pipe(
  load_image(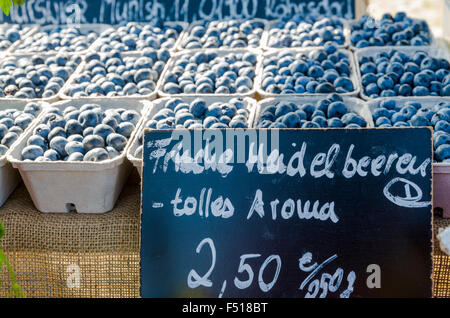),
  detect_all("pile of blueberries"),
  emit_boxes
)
[261,45,355,94]
[372,99,450,162]
[0,102,42,156]
[162,51,257,94]
[359,49,450,98]
[93,22,184,52]
[351,13,431,48]
[13,27,99,53]
[133,97,249,158]
[0,53,81,99]
[256,94,367,128]
[267,17,345,48]
[21,103,141,162]
[0,25,27,51]
[181,19,264,49]
[65,49,170,97]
